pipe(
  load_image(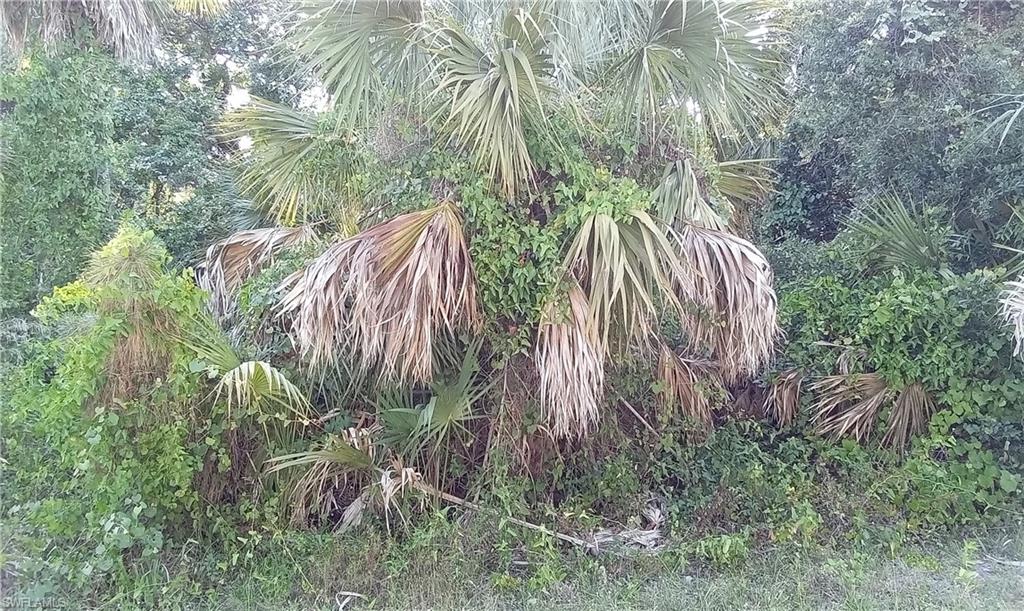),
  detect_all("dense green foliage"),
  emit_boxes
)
[0,47,116,313]
[771,0,1024,264]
